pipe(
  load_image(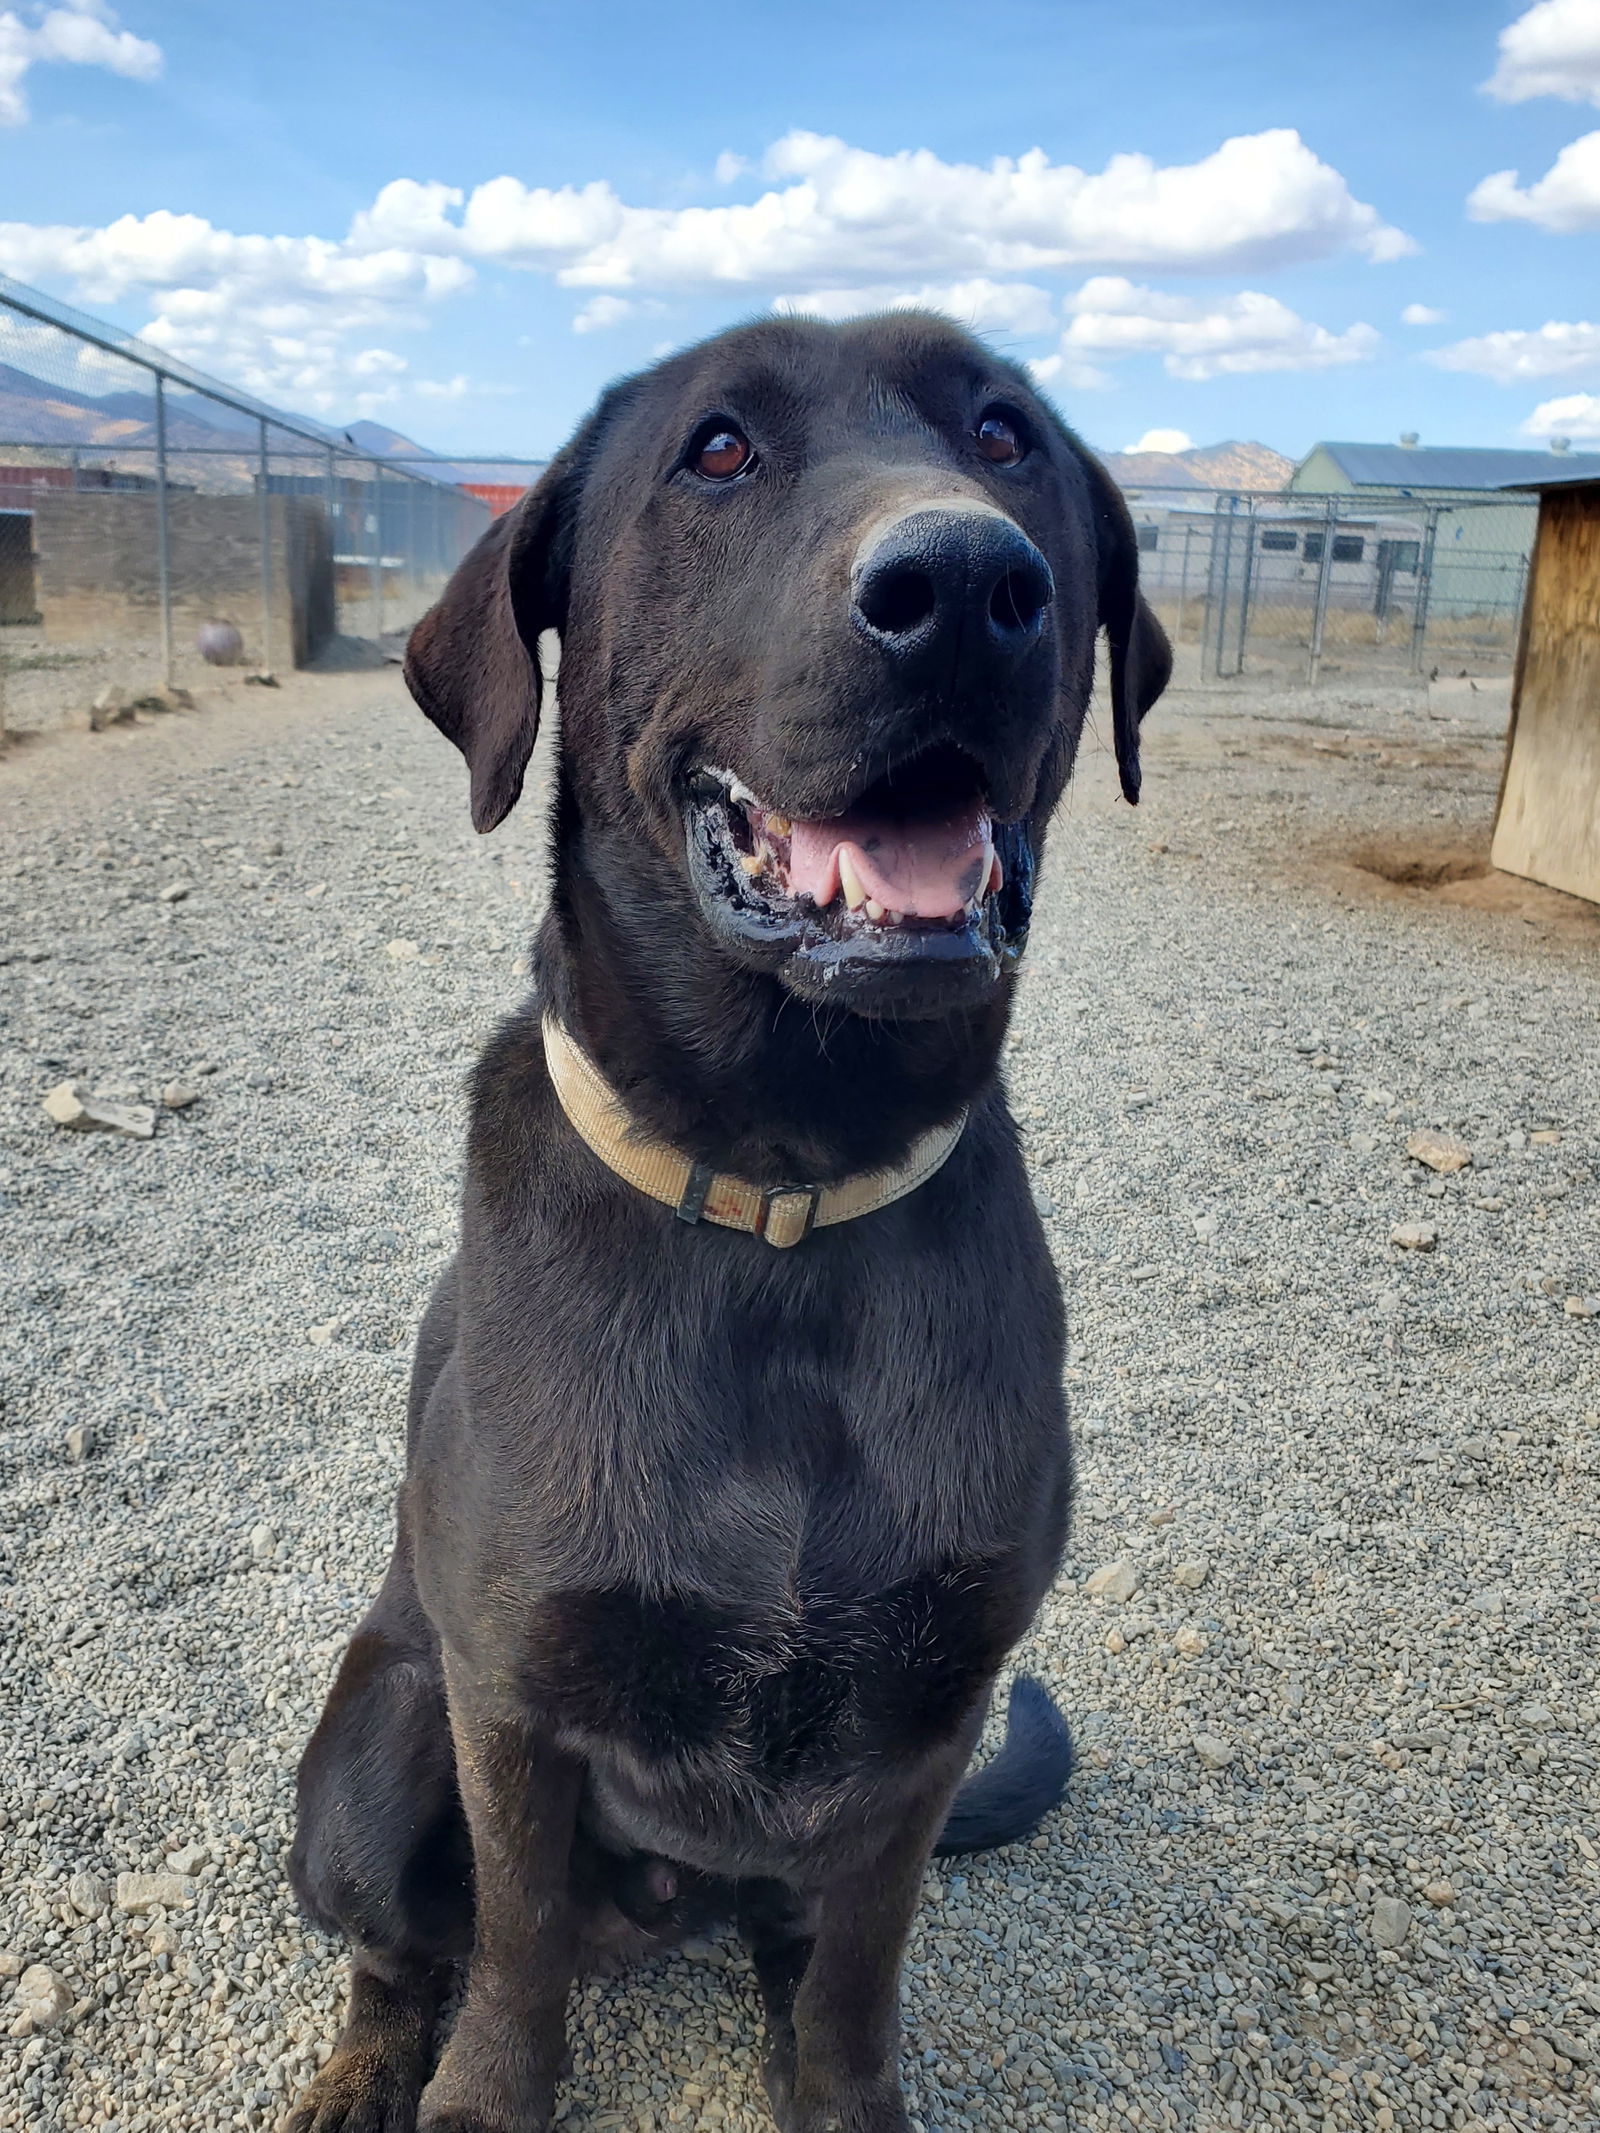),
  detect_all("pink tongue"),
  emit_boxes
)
[786,800,992,919]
